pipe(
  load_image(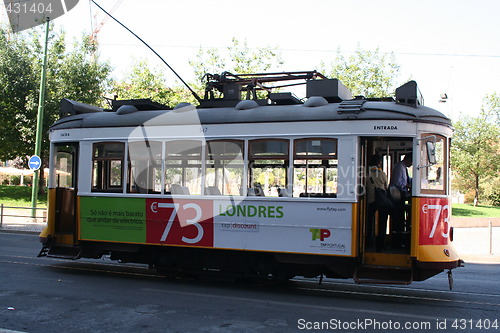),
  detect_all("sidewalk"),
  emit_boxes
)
[0,217,45,233]
[0,206,46,233]
[1,214,499,264]
[453,227,500,264]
